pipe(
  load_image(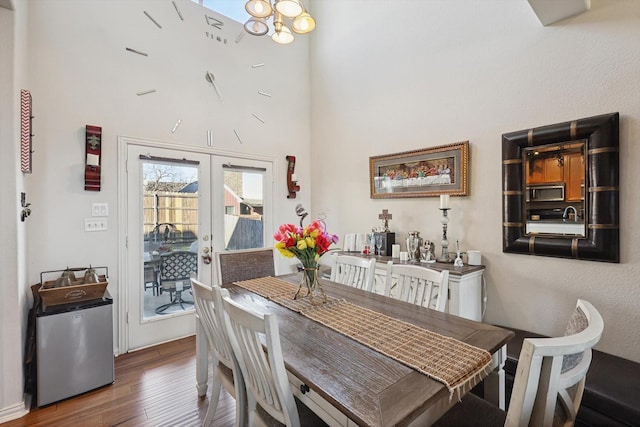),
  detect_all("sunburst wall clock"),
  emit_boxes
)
[125,1,271,145]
